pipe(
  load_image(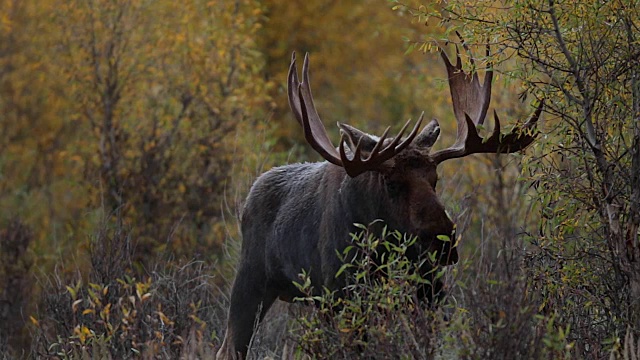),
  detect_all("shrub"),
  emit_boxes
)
[289,224,577,359]
[31,262,224,359]
[29,215,227,359]
[290,223,449,359]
